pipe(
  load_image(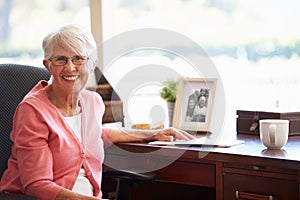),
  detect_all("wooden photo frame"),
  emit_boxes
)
[172,78,217,132]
